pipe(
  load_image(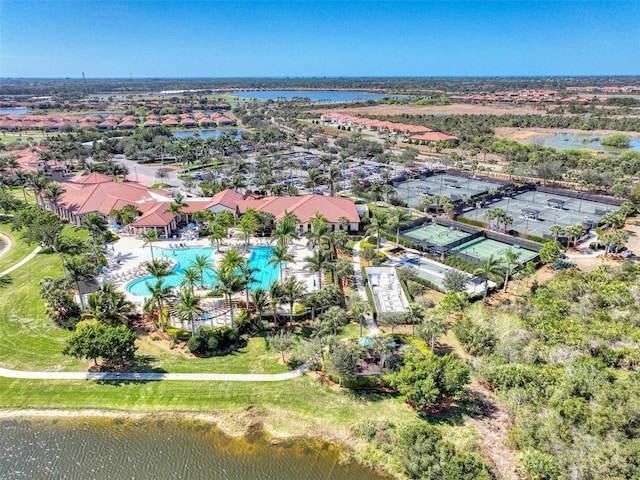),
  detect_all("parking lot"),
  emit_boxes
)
[393,174,506,209]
